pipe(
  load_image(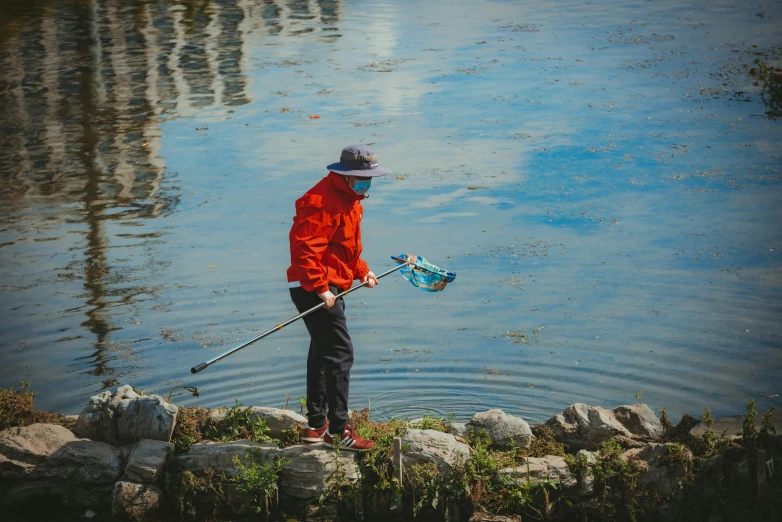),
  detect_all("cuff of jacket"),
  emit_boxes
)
[313,282,330,295]
[355,267,370,281]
